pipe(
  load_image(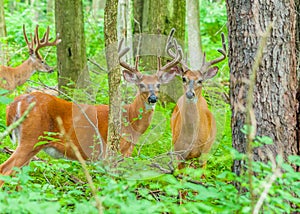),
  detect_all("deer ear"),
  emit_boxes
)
[170,65,184,76]
[203,66,219,80]
[158,71,176,84]
[122,70,140,83]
